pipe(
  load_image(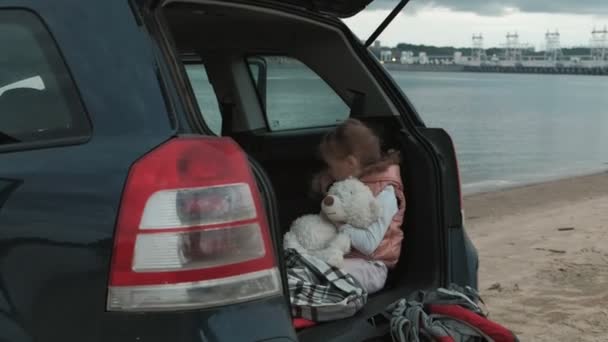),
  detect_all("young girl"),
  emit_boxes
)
[312,119,405,294]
